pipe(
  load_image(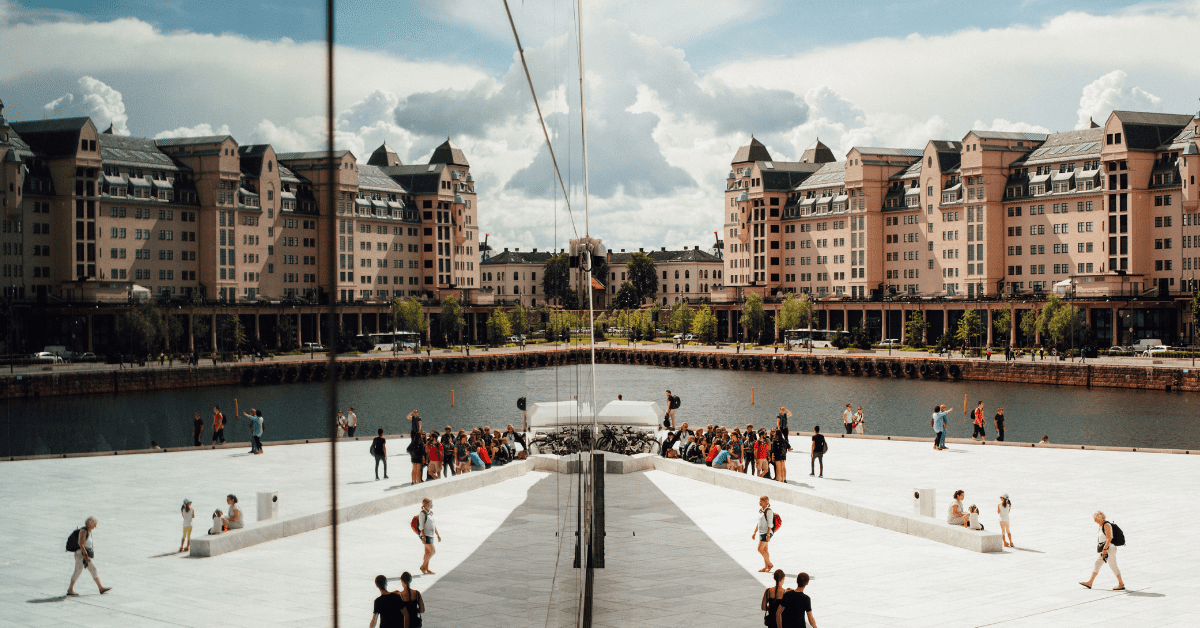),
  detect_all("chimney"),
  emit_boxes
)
[621,249,625,252]
[532,248,537,252]
[504,247,509,252]
[514,247,519,251]
[639,248,644,253]
[694,245,699,250]
[661,247,666,251]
